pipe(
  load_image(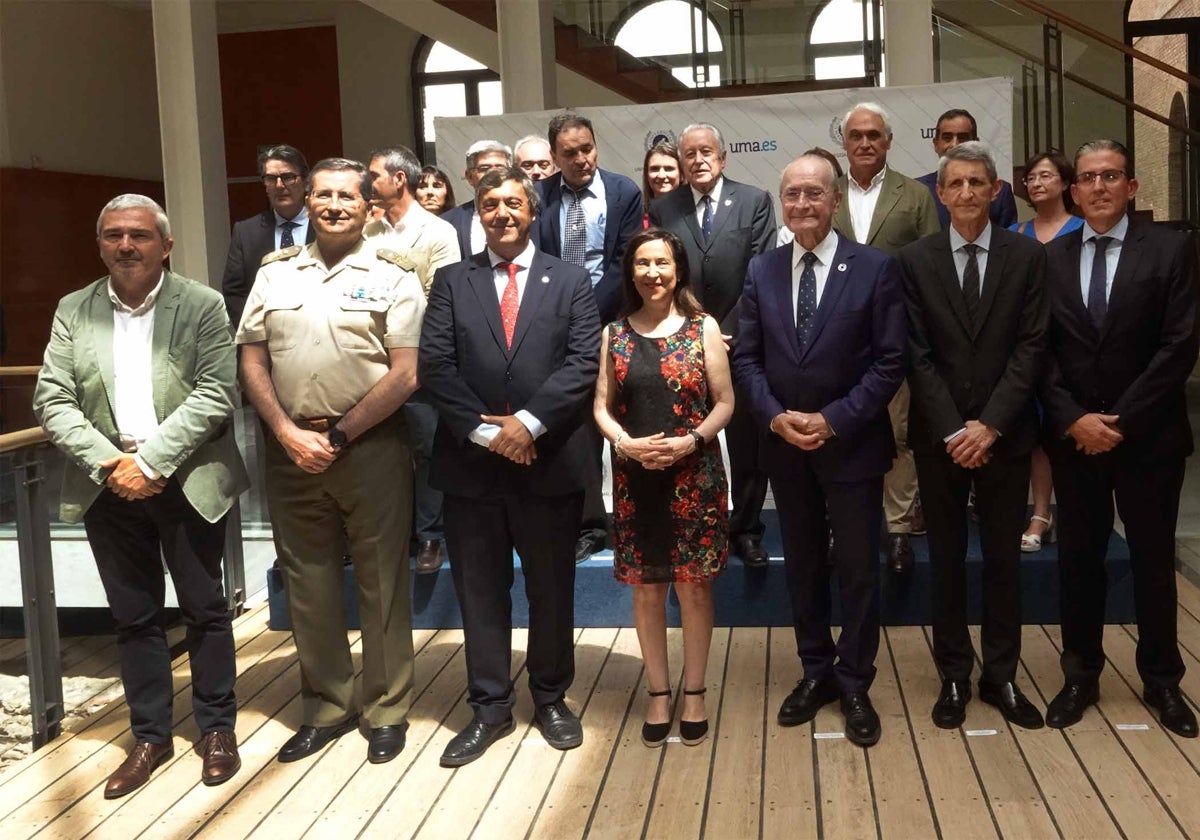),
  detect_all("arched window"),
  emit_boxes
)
[412,38,503,165]
[809,0,884,83]
[612,0,724,88]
